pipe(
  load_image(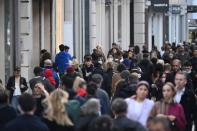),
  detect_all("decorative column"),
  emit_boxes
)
[89,0,97,50]
[19,0,33,80]
[134,0,145,49]
[0,0,5,84]
[56,0,63,53]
